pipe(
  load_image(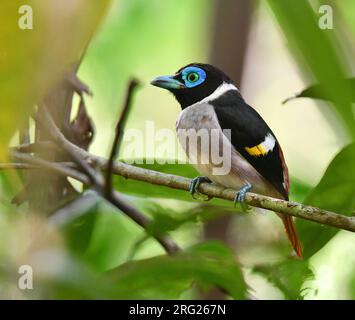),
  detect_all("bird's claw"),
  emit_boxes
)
[234,182,252,211]
[189,176,212,200]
